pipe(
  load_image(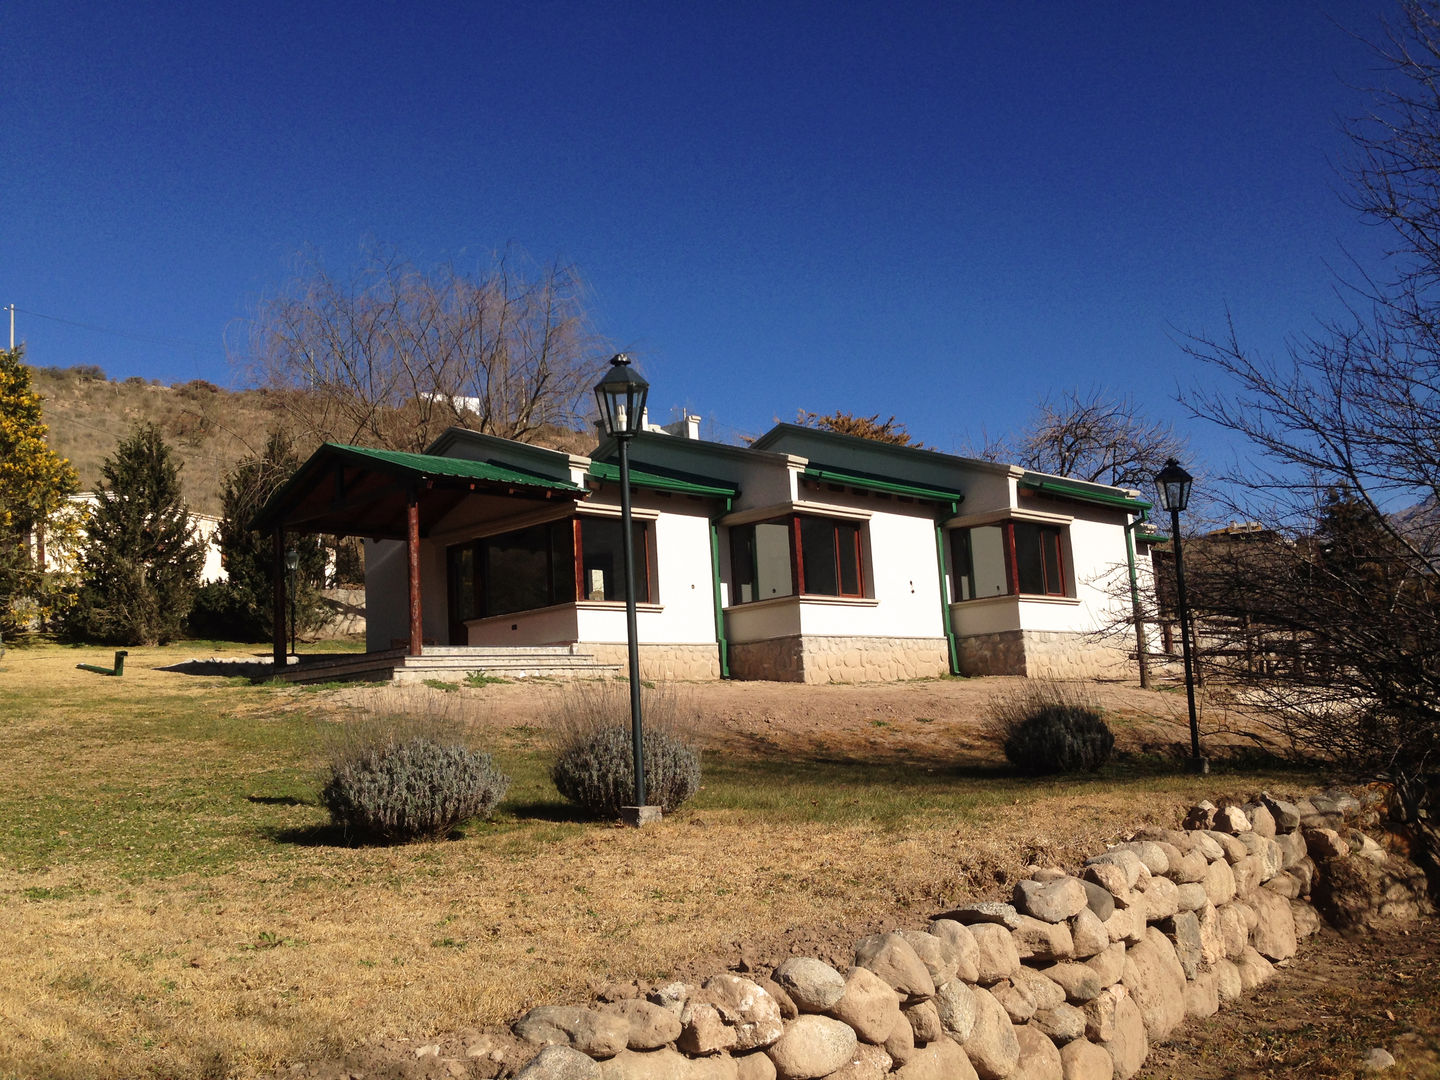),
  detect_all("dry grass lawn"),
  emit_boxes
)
[0,643,1330,1080]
